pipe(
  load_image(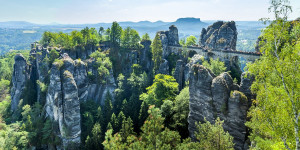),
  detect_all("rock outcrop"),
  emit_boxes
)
[140,40,153,74]
[45,55,81,149]
[61,70,81,148]
[200,21,237,50]
[188,62,252,150]
[239,72,255,107]
[158,59,169,75]
[157,25,180,58]
[11,54,28,111]
[174,59,185,90]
